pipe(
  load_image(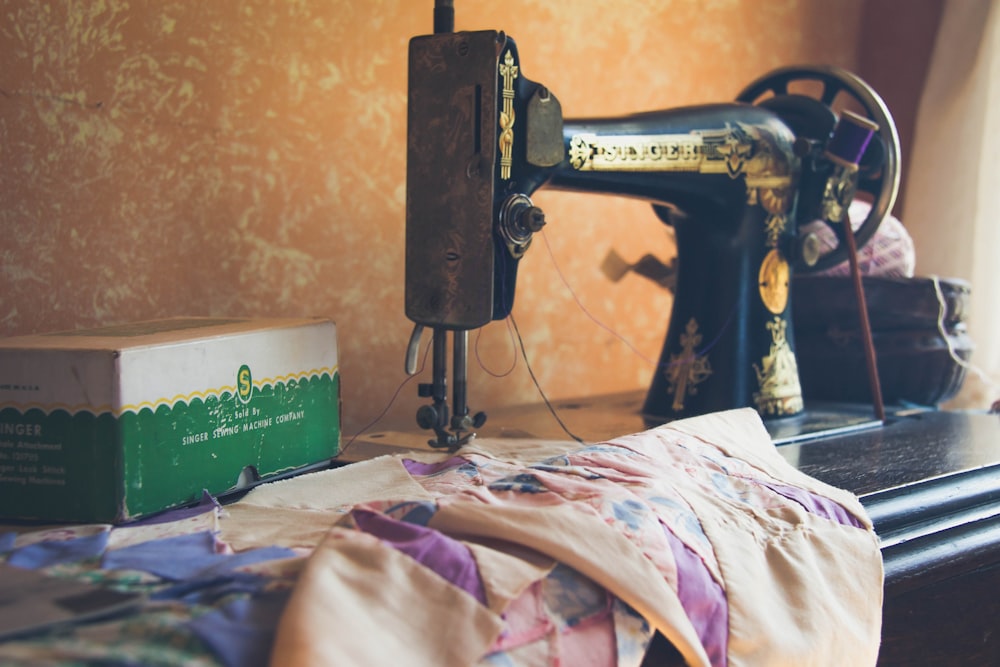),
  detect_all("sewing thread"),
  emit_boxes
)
[475,318,518,378]
[345,337,432,448]
[538,229,738,375]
